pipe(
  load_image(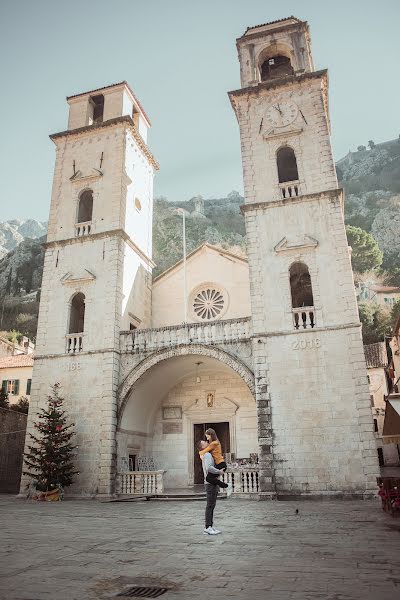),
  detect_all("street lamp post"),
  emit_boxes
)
[176,208,188,323]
